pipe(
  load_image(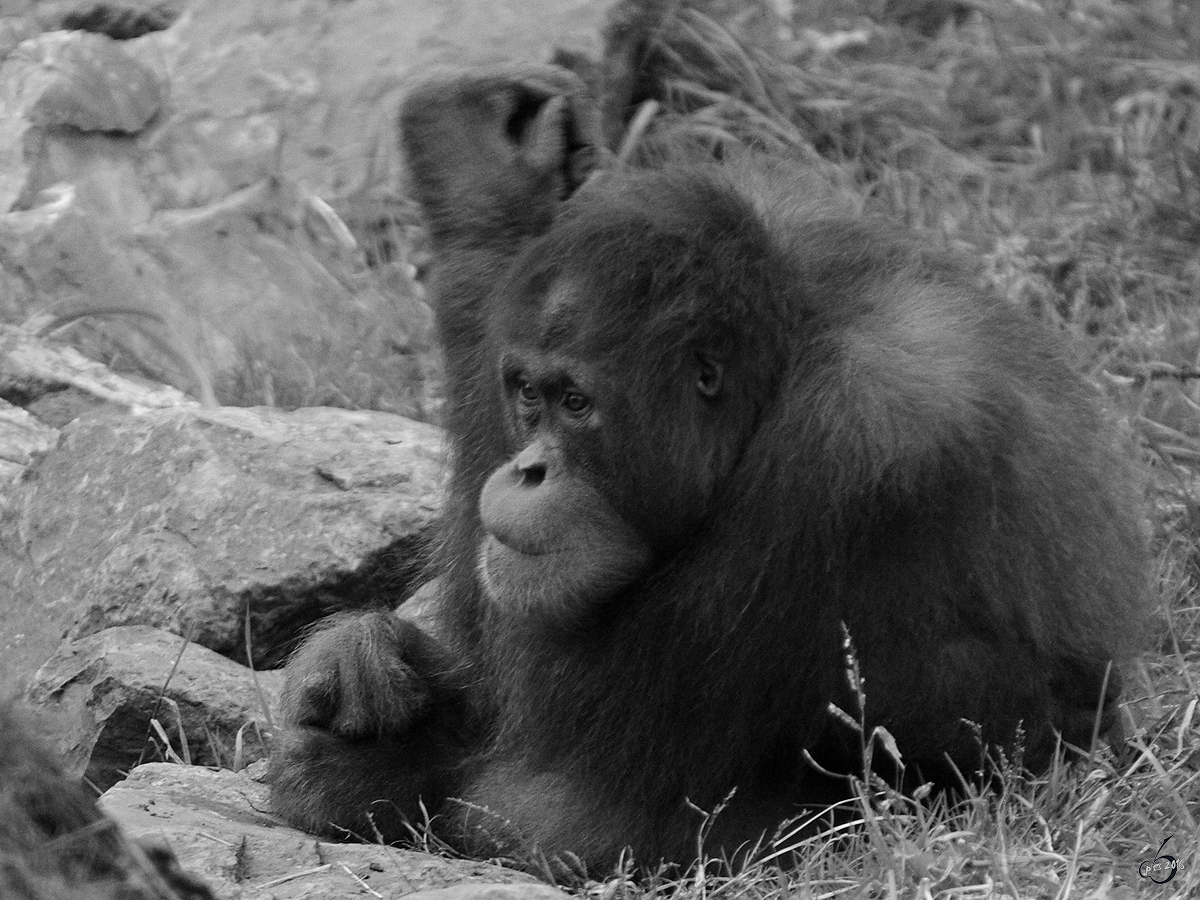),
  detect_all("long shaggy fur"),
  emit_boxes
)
[269,67,1148,870]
